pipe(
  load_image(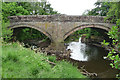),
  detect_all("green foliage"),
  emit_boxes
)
[14,28,49,42]
[2,42,86,78]
[65,28,102,42]
[116,19,120,26]
[1,19,13,42]
[104,2,120,23]
[102,40,109,46]
[102,20,120,78]
[87,2,111,16]
[0,11,2,42]
[108,26,119,40]
[1,2,29,42]
[86,2,120,23]
[30,1,58,15]
[16,1,58,15]
[48,55,56,63]
[2,2,29,22]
